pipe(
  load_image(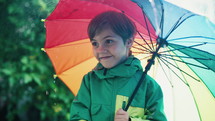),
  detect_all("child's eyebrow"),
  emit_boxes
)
[103,35,113,39]
[91,35,114,42]
[91,39,96,41]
